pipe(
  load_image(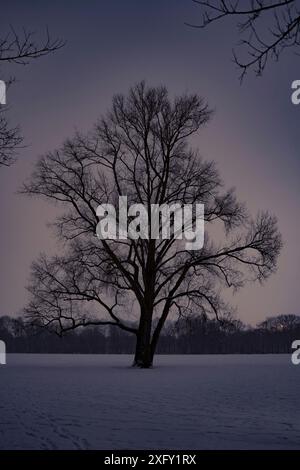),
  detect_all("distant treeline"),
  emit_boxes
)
[0,314,299,354]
